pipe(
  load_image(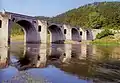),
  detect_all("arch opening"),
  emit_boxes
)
[12,18,15,22]
[38,25,41,32]
[86,30,93,40]
[16,20,33,32]
[10,20,39,45]
[80,31,82,35]
[71,28,81,42]
[48,25,64,44]
[64,29,67,34]
[10,22,24,43]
